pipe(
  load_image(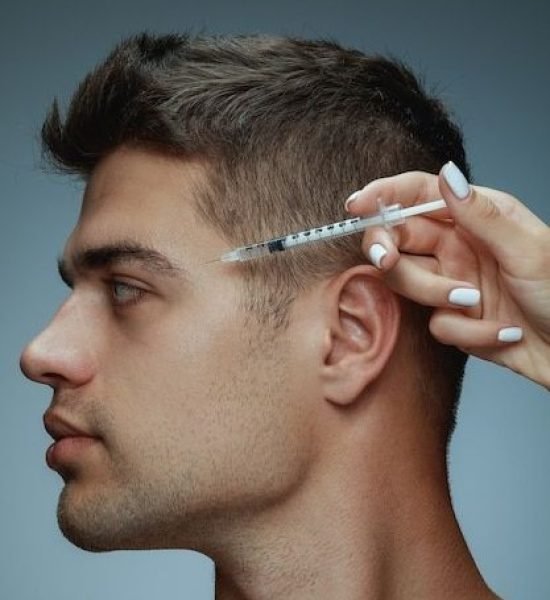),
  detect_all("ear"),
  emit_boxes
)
[320,265,400,405]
